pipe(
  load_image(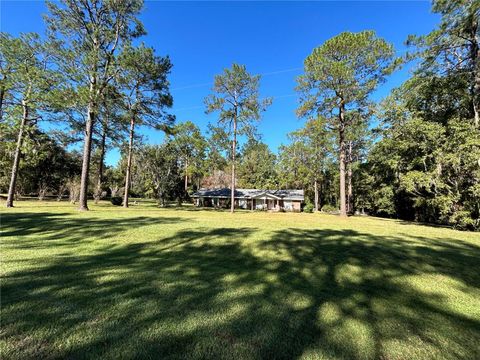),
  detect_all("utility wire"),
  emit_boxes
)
[171,47,466,112]
[172,66,303,91]
[172,48,412,92]
[174,93,298,112]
